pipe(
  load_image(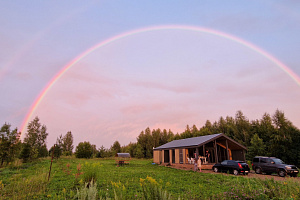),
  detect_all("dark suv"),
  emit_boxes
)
[252,156,299,177]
